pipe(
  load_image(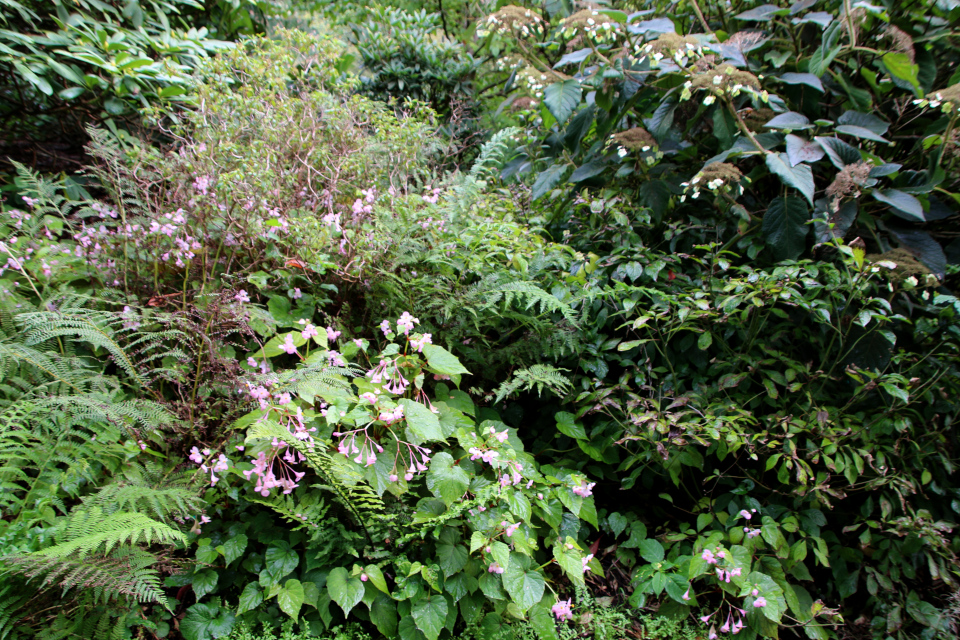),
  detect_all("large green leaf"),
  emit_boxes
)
[437,543,469,577]
[638,539,665,563]
[502,556,545,611]
[236,582,263,616]
[528,597,560,640]
[766,153,815,204]
[762,196,809,260]
[191,569,218,599]
[531,163,569,200]
[543,79,582,124]
[412,596,448,640]
[881,52,921,95]
[278,579,305,619]
[422,344,470,376]
[216,534,247,565]
[370,593,399,637]
[426,452,469,505]
[265,543,299,579]
[181,603,236,640]
[401,398,444,443]
[872,190,925,222]
[327,567,364,617]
